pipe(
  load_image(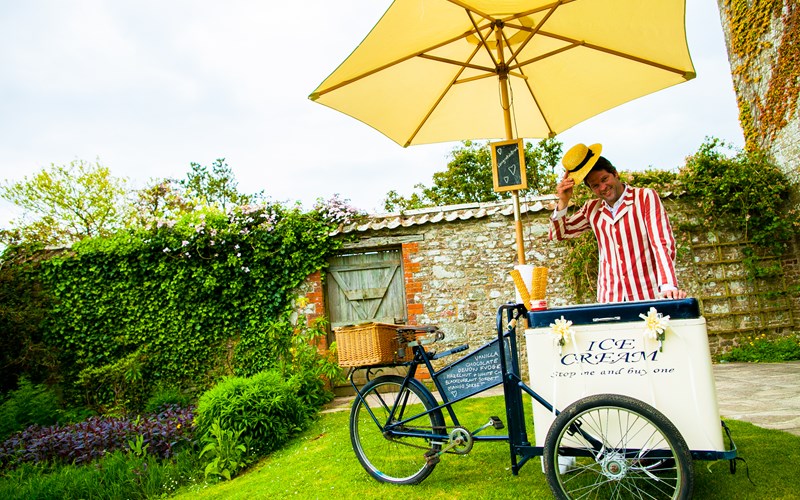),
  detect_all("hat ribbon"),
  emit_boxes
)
[567,149,594,172]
